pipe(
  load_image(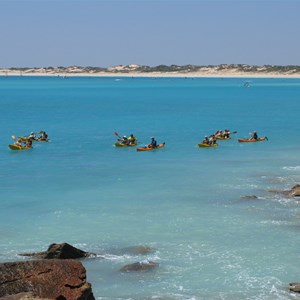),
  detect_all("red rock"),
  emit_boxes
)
[0,259,94,300]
